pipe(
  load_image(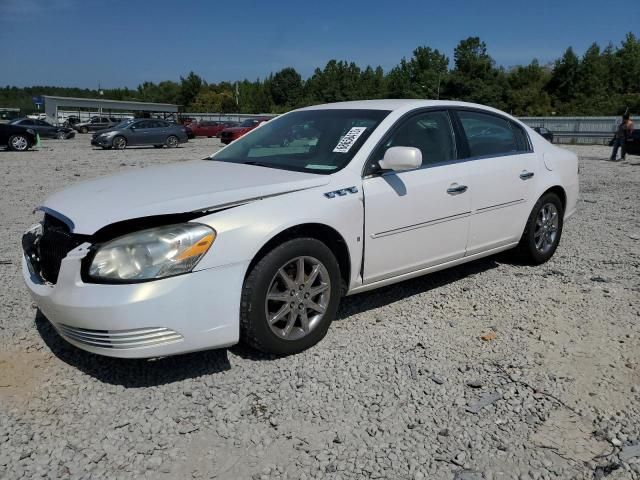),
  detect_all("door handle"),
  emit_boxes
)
[447,184,468,195]
[520,171,534,180]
